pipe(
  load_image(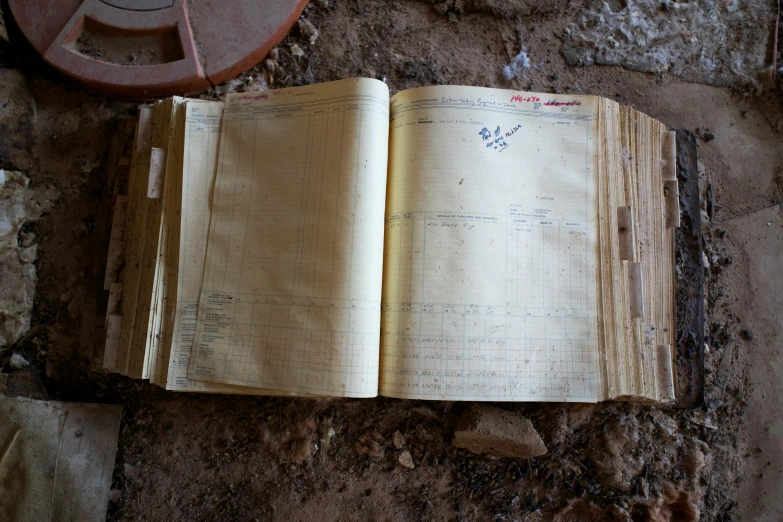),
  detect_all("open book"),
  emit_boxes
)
[103,79,678,403]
